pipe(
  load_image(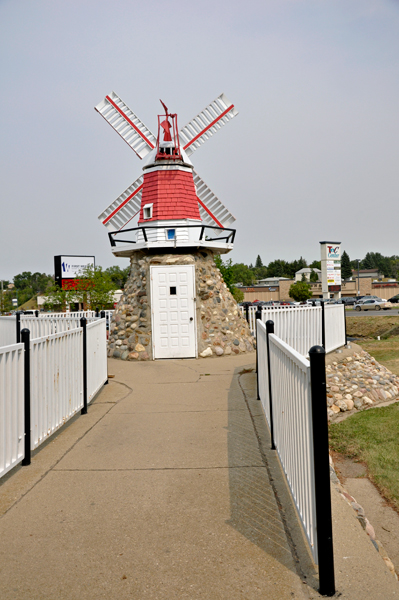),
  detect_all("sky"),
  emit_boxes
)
[1,0,399,280]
